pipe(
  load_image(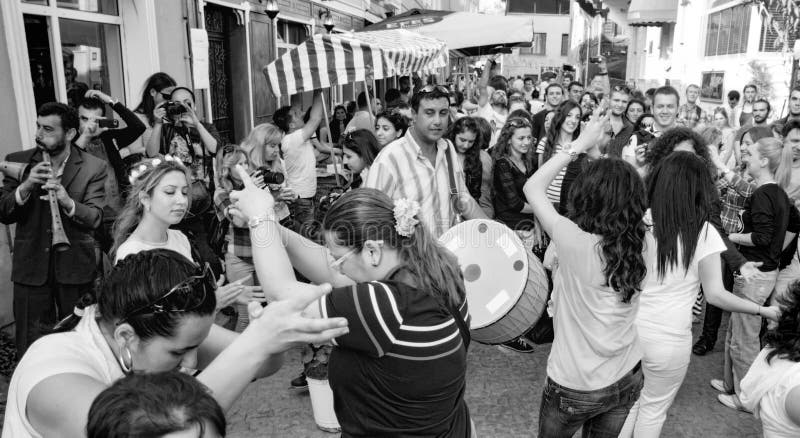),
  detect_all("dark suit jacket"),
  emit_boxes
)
[0,145,107,286]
